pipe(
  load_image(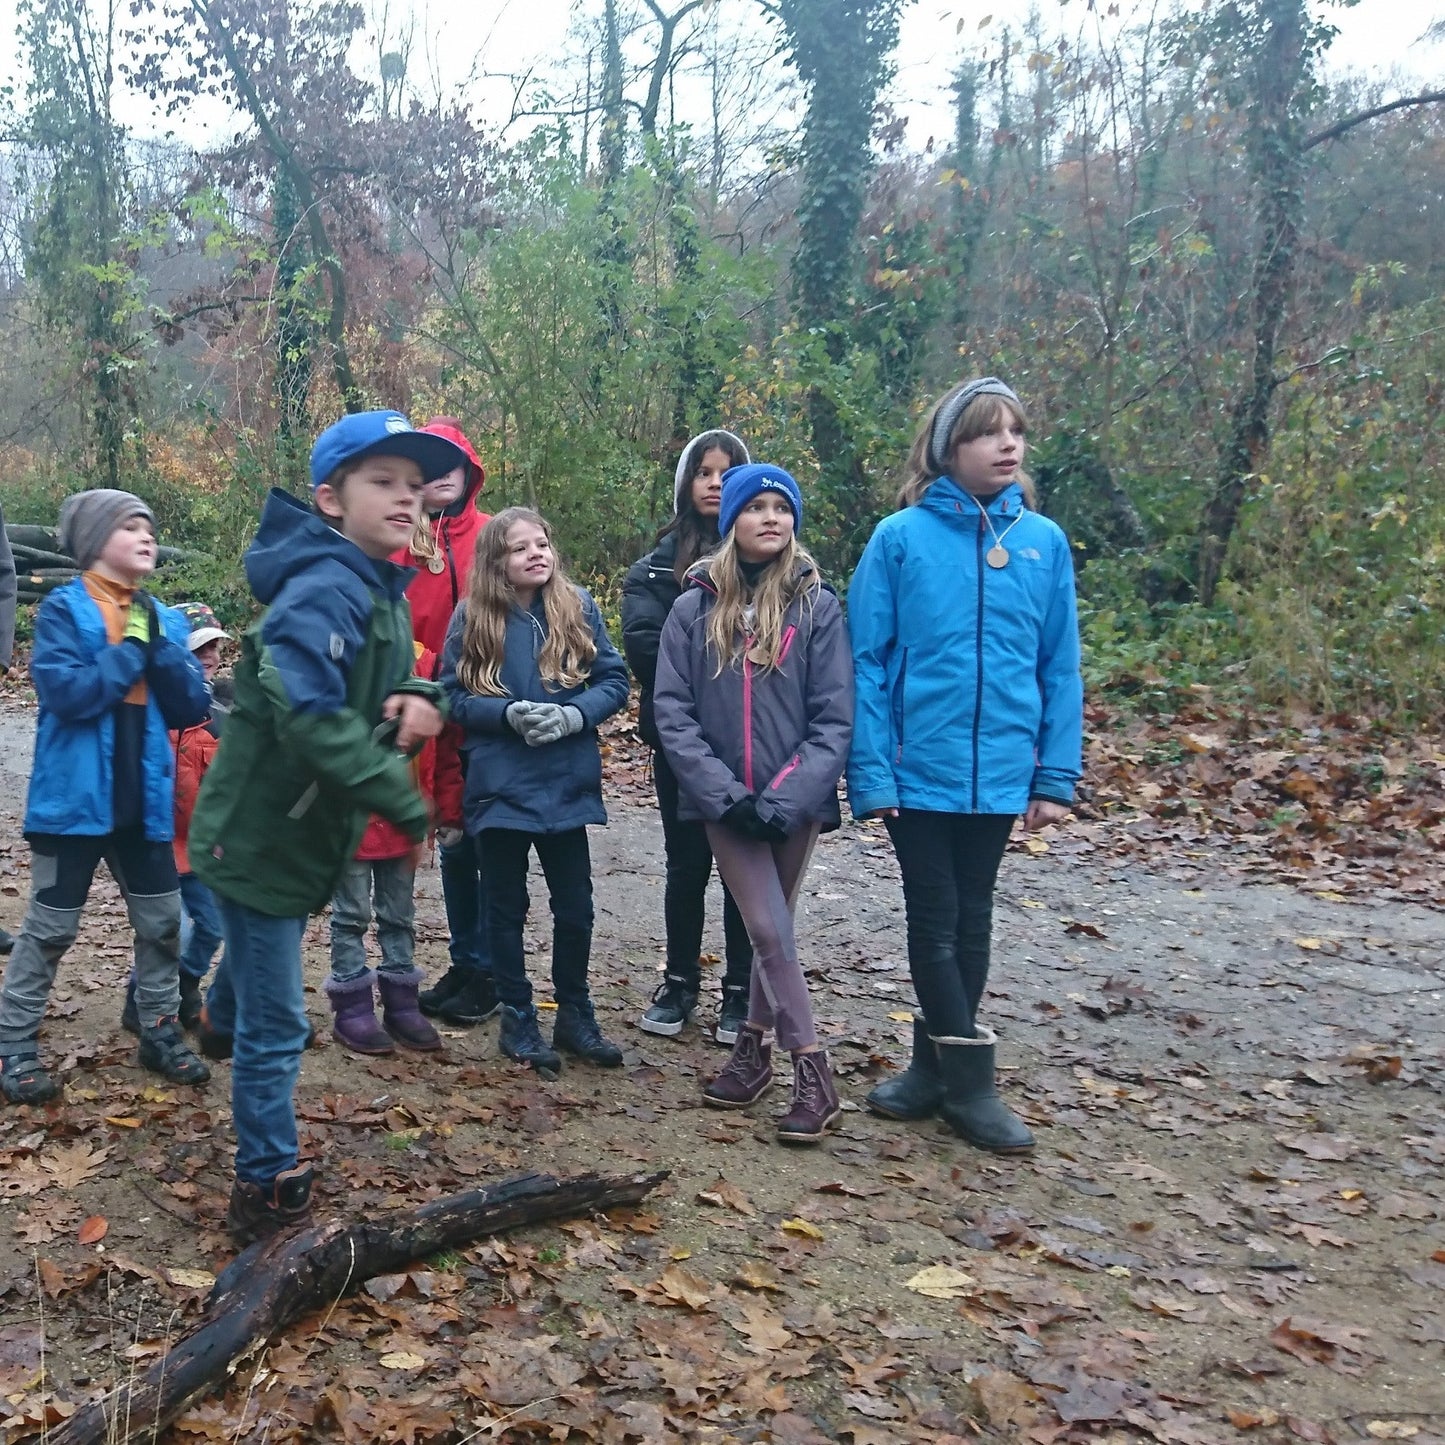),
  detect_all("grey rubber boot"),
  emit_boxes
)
[866,1016,942,1120]
[931,1024,1035,1154]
